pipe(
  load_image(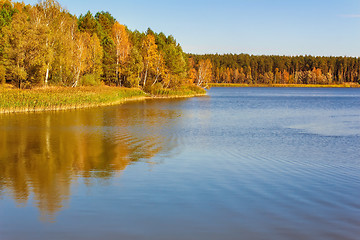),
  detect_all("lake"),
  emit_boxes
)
[1,87,359,240]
